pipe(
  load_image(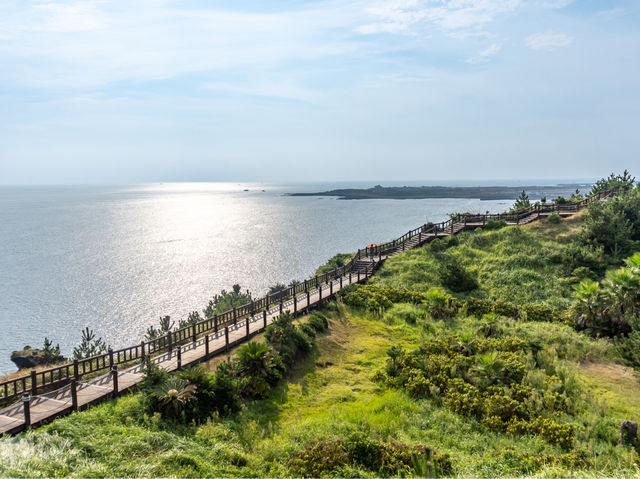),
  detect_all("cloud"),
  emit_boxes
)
[466,42,501,63]
[357,0,522,37]
[596,7,626,22]
[525,31,573,51]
